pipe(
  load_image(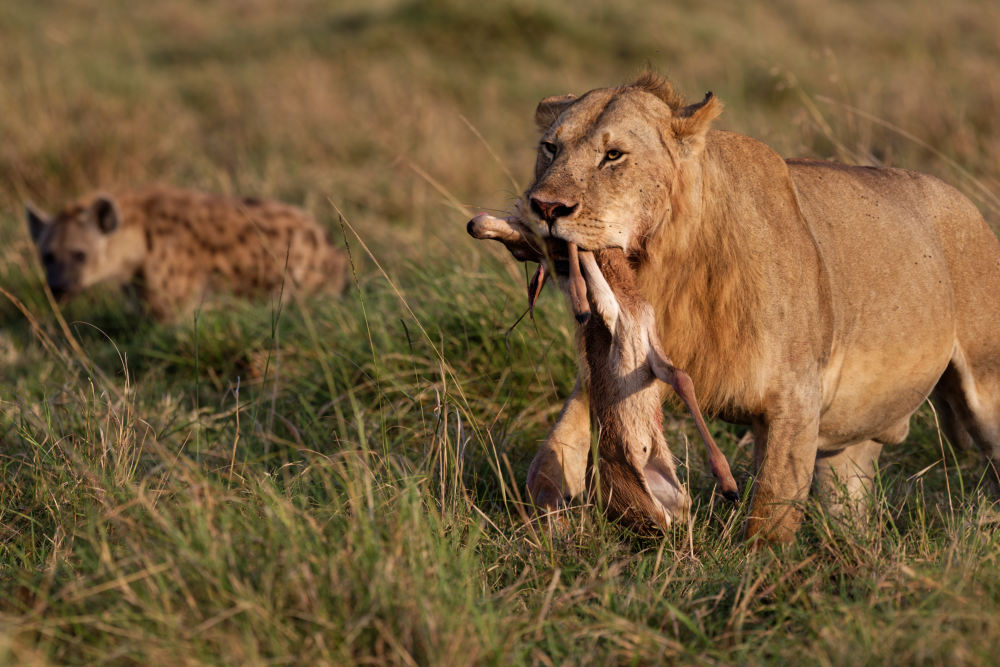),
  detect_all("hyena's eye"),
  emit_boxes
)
[540,141,557,158]
[71,251,86,263]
